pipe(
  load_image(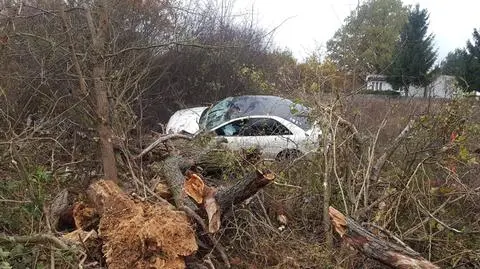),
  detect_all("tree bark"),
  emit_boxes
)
[158,156,198,210]
[329,206,439,269]
[85,1,118,182]
[215,169,275,215]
